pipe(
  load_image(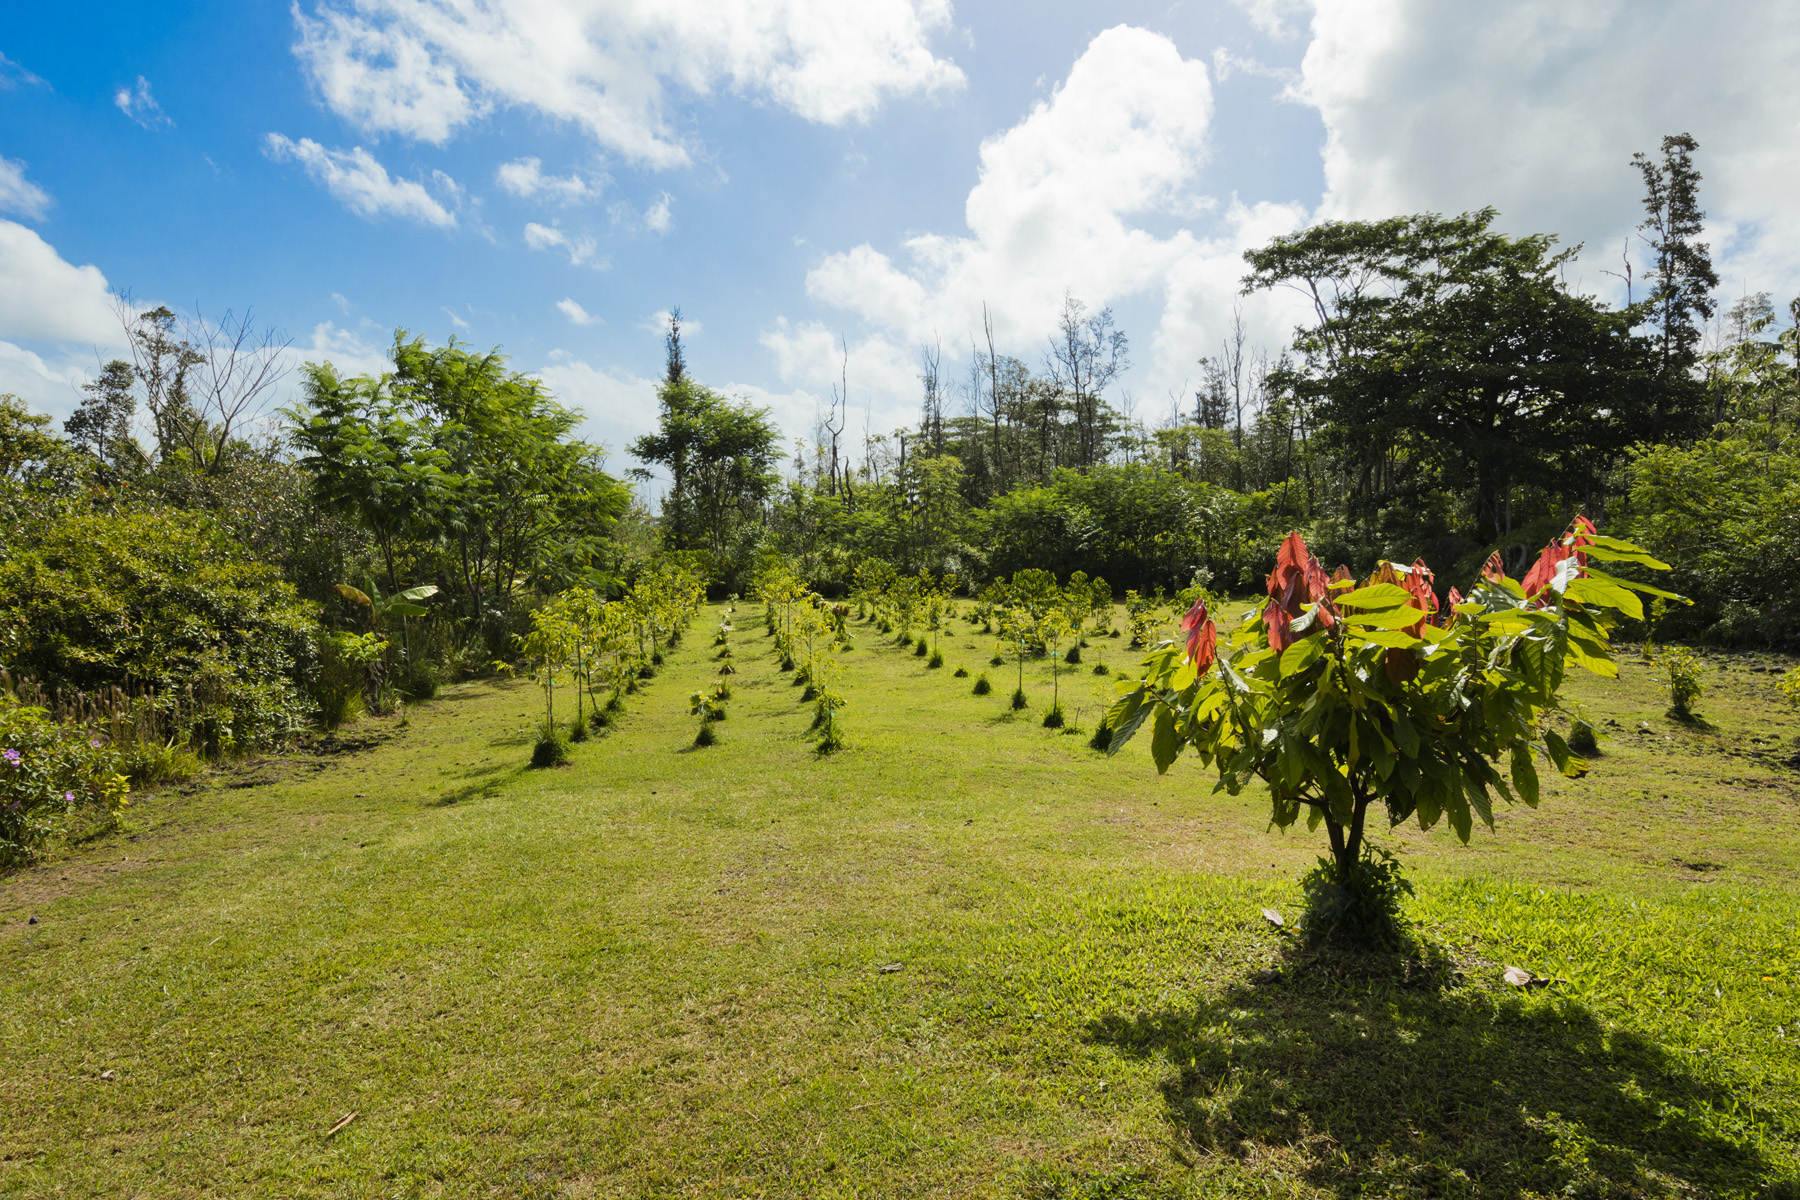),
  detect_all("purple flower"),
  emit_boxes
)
[64,791,75,803]
[91,738,103,748]
[2,749,19,766]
